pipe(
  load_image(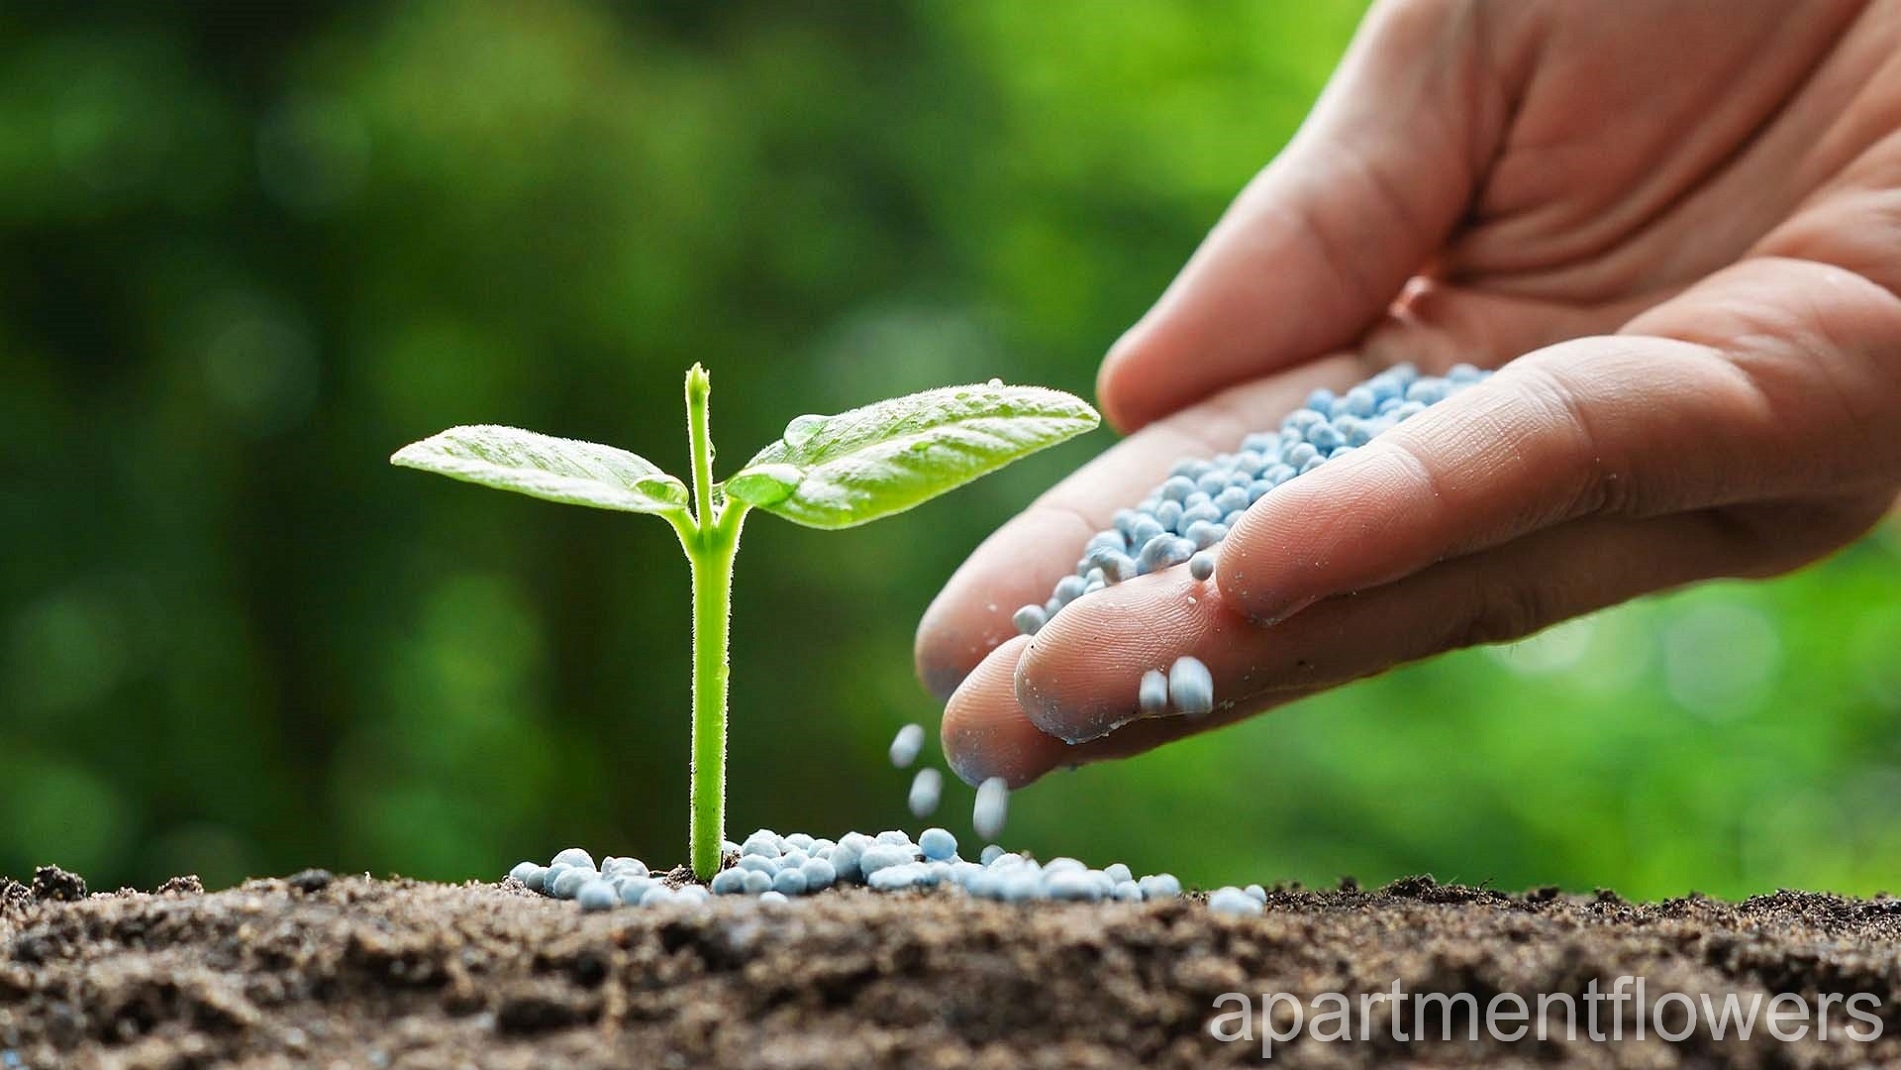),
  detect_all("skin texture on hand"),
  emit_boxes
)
[916,0,1901,788]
